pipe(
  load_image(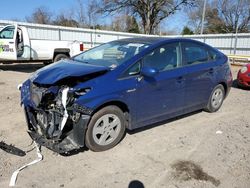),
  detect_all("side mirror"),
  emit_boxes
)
[141,67,158,77]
